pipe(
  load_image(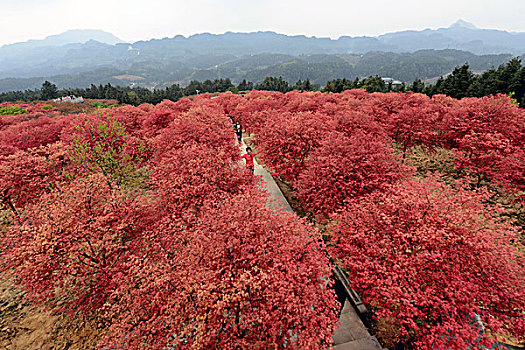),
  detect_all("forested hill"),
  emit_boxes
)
[1,20,524,92]
[127,20,525,56]
[0,50,515,93]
